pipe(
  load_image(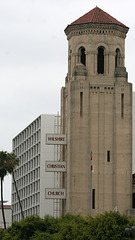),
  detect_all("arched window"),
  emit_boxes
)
[115,48,120,68]
[97,47,104,74]
[79,47,86,65]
